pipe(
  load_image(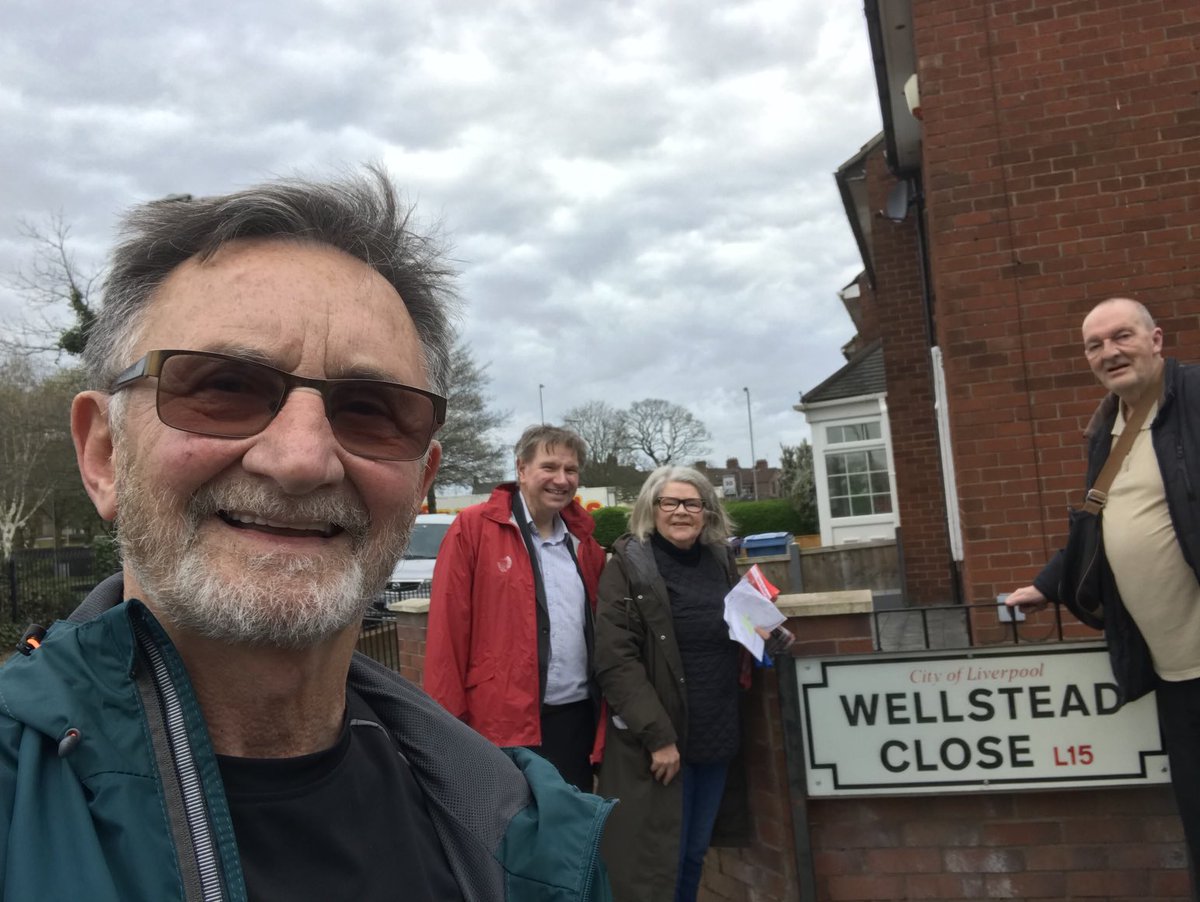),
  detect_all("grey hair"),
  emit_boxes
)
[628,465,733,546]
[83,165,460,396]
[514,424,588,468]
